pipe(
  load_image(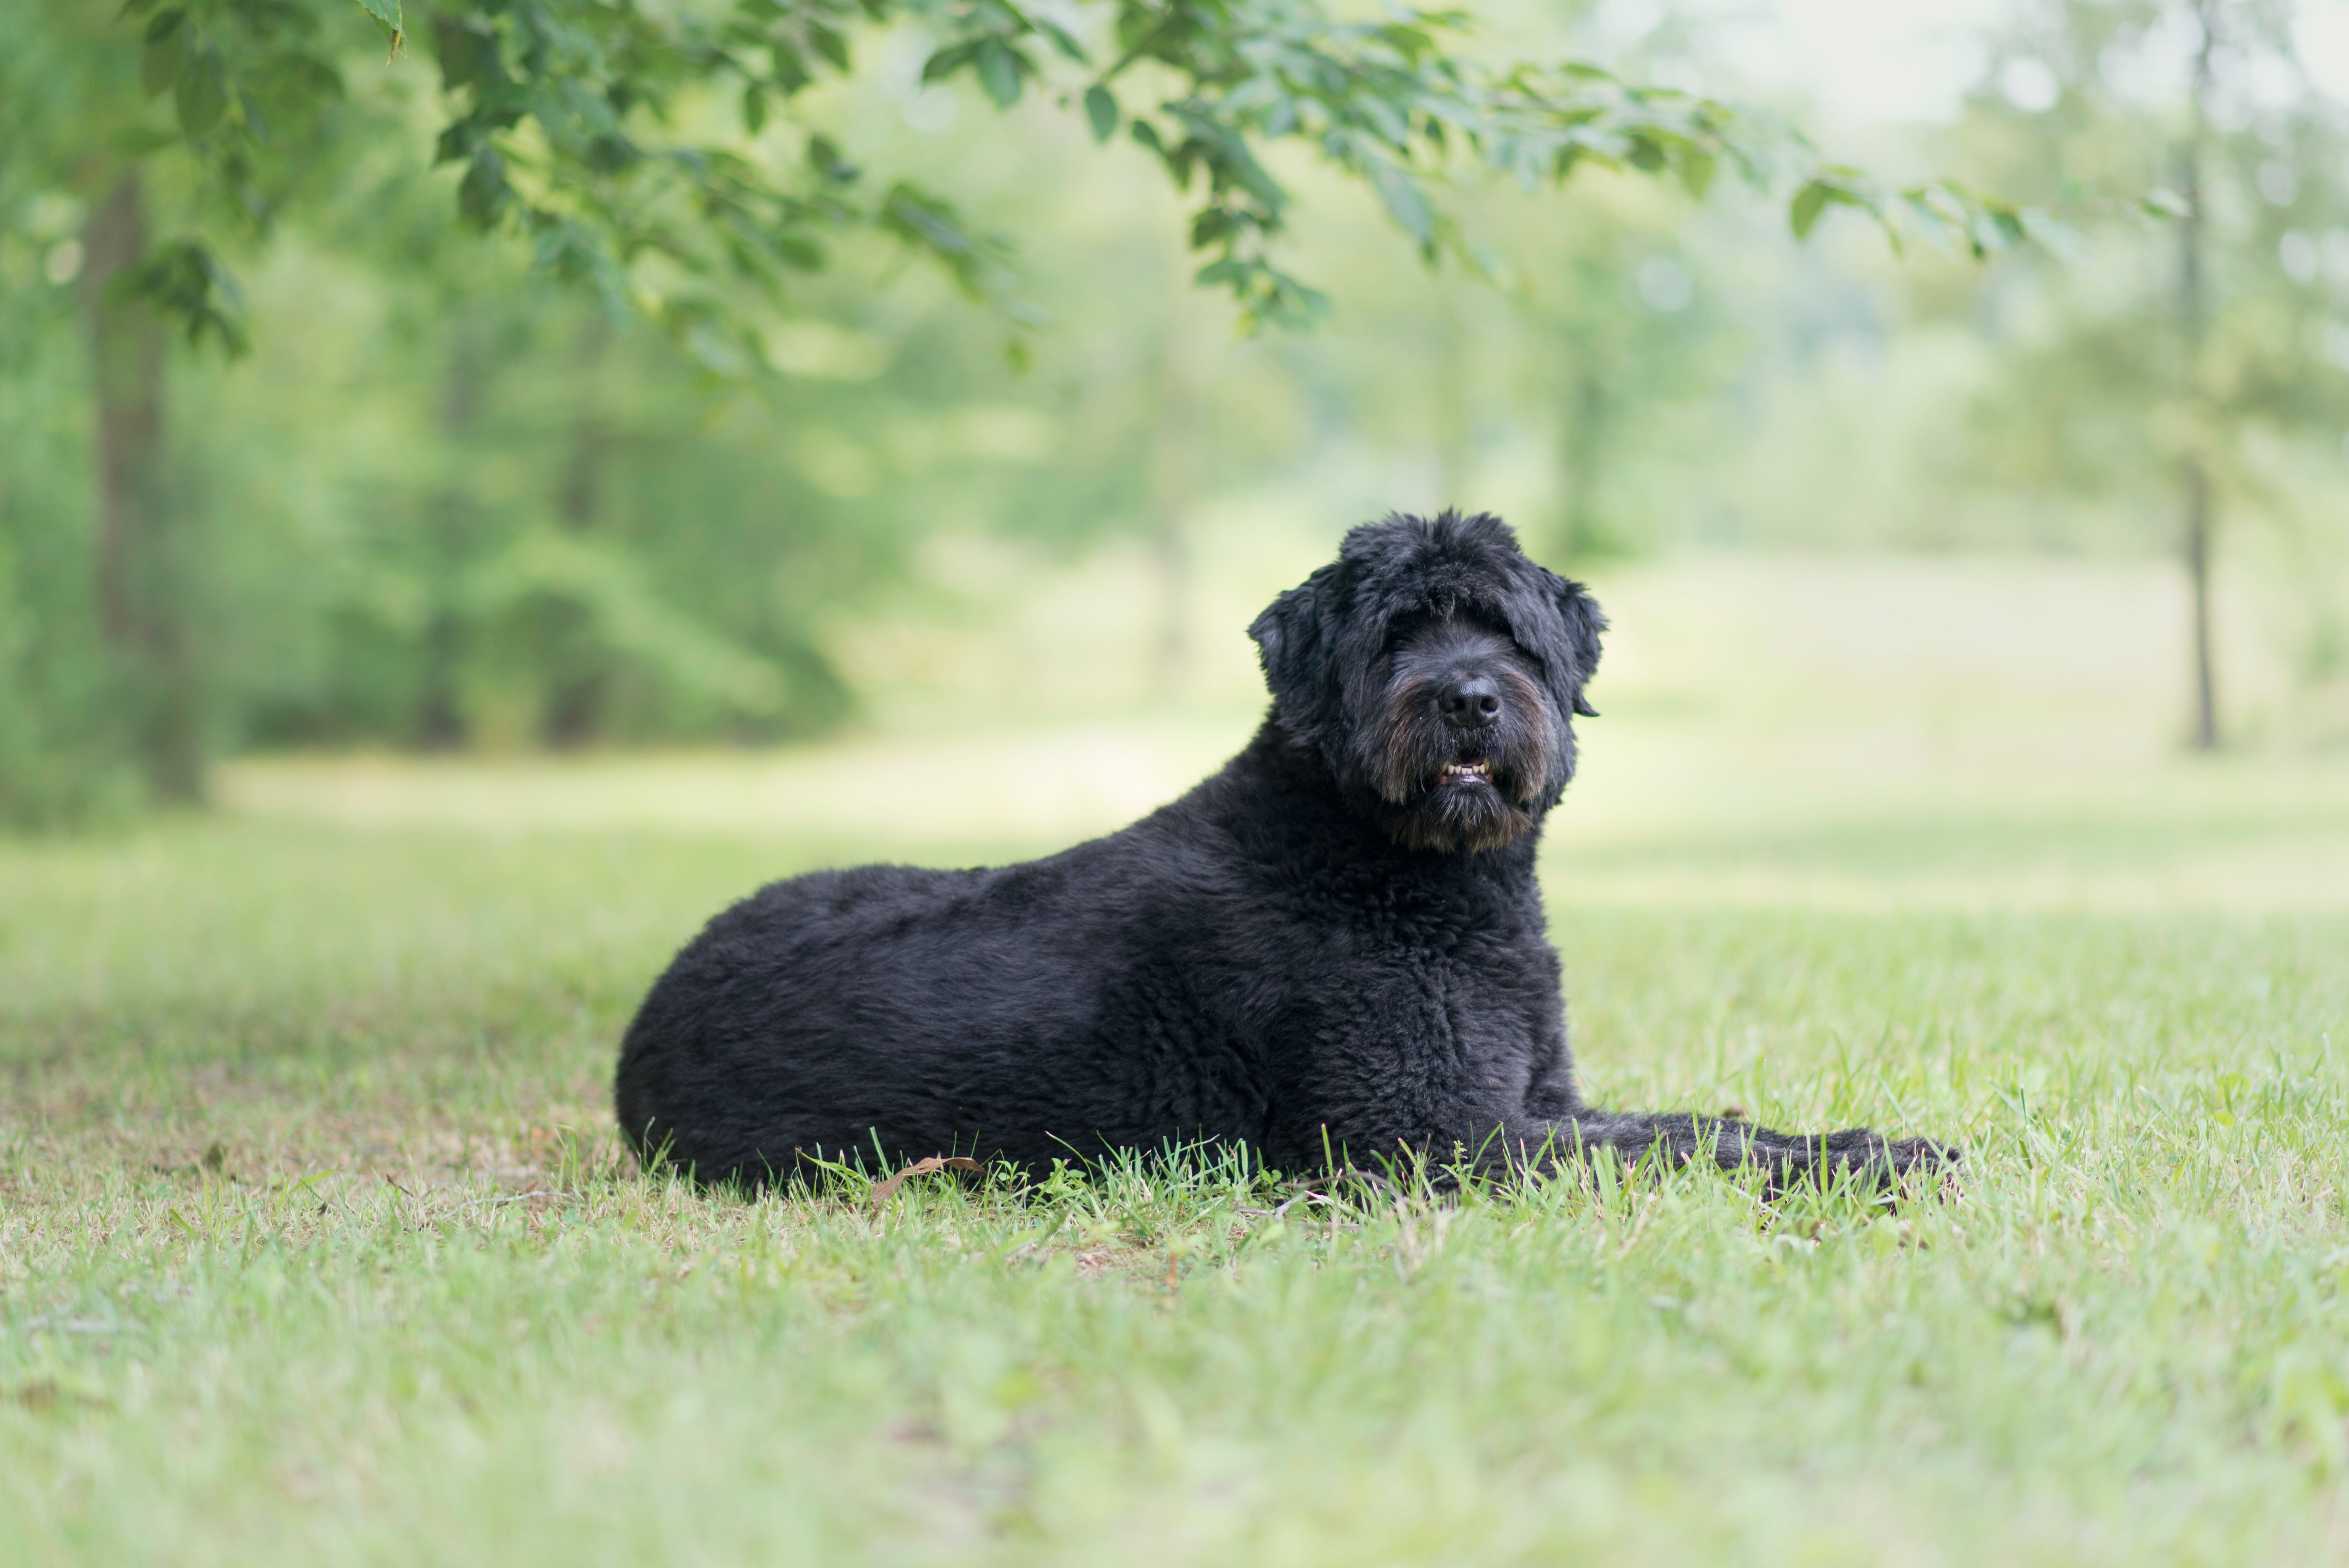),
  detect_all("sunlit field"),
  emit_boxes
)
[5,555,2348,1565]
